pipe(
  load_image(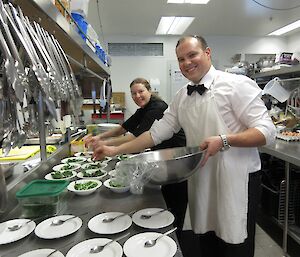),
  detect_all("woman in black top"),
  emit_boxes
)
[85,77,187,244]
[84,78,185,149]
